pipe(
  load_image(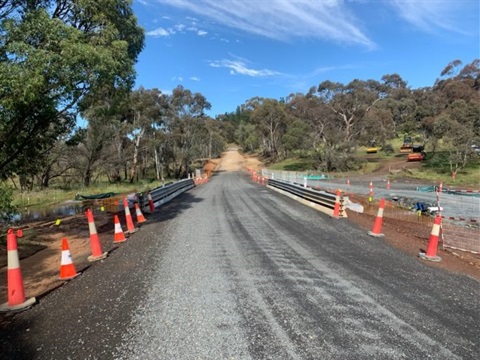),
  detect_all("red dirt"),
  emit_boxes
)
[346,209,480,281]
